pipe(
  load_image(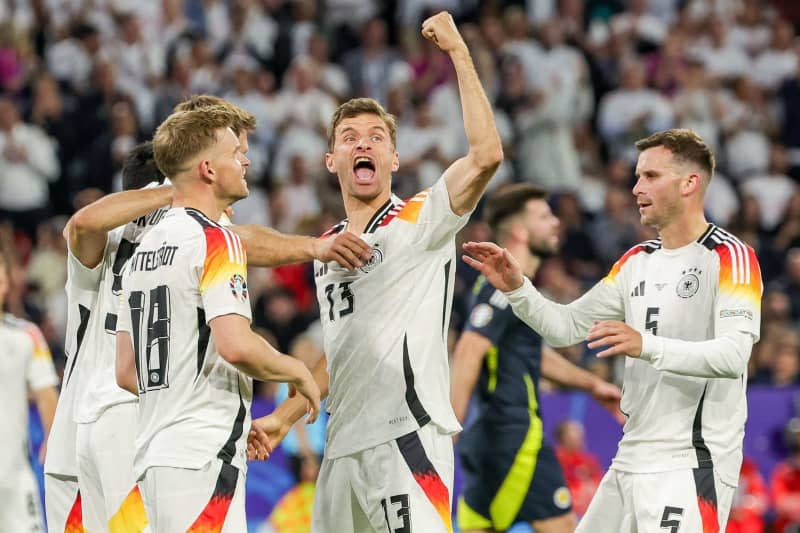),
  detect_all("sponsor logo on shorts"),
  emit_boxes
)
[553,486,571,509]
